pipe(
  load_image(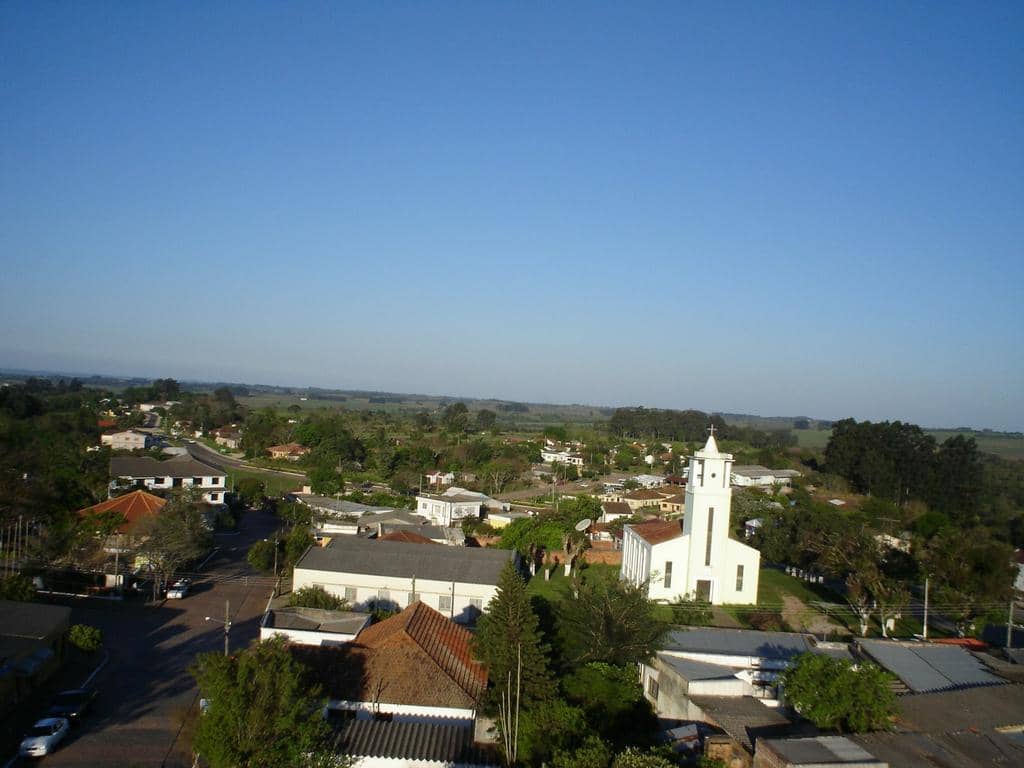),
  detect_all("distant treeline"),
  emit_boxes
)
[608,407,797,449]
